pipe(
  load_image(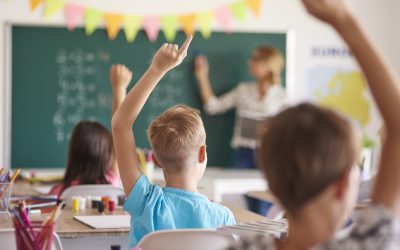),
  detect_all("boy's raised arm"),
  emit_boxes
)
[302,0,400,214]
[112,36,193,195]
